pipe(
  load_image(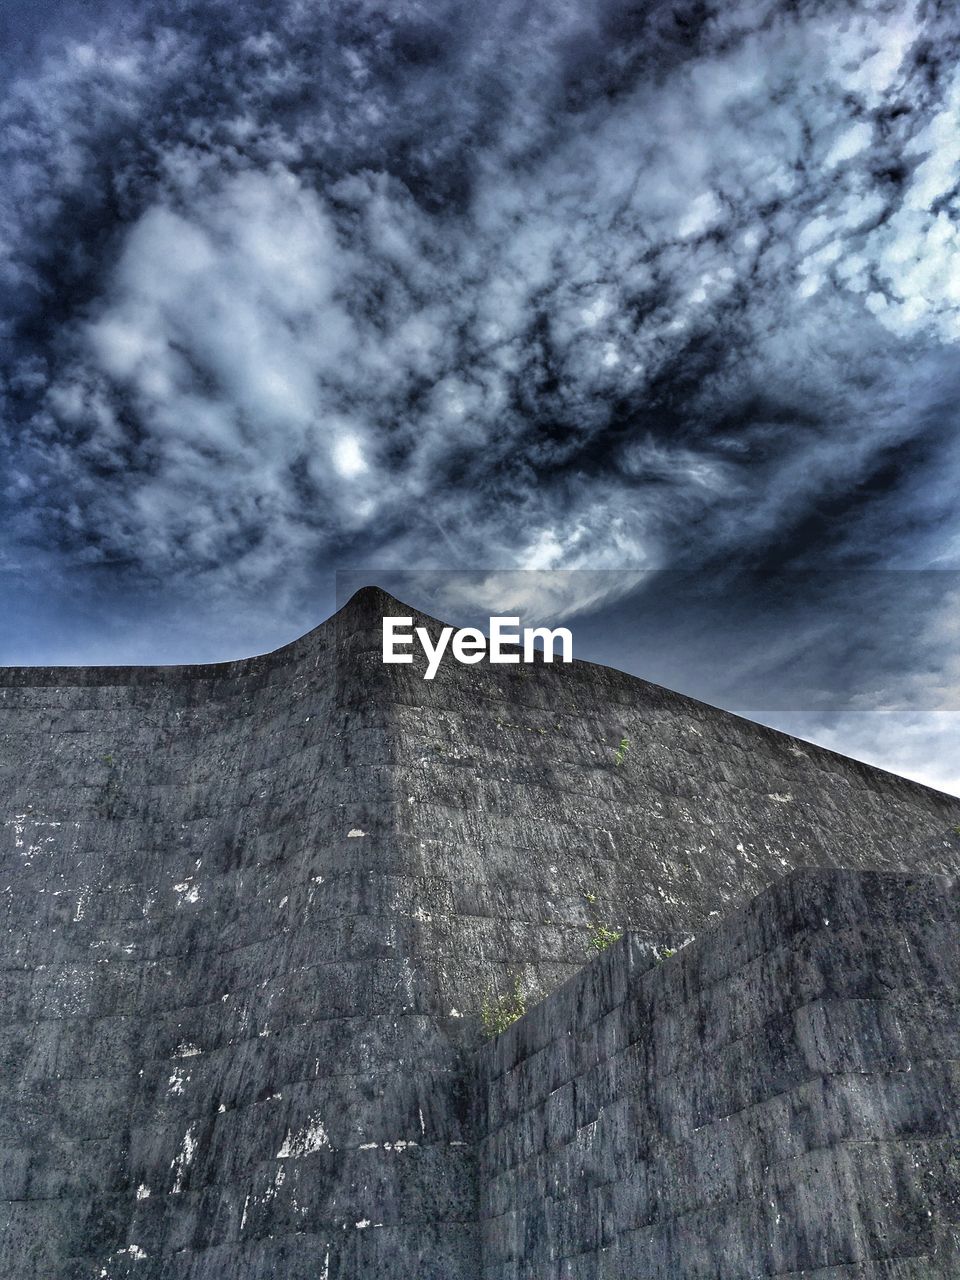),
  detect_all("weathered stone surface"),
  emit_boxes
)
[476,869,960,1278]
[0,586,957,1277]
